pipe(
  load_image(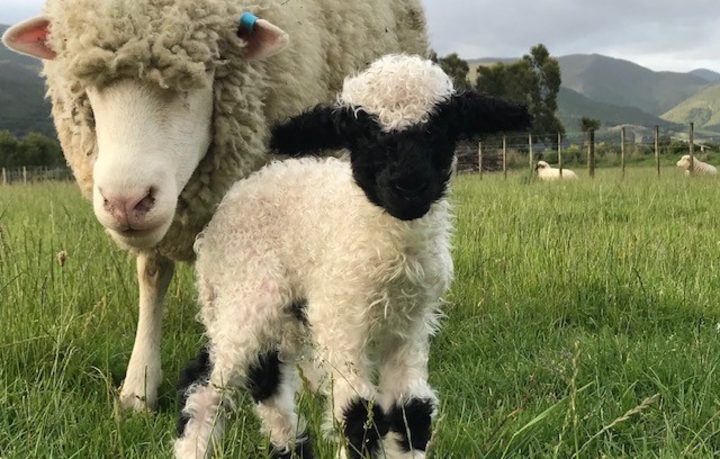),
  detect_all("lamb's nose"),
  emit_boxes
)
[101,189,156,226]
[392,178,429,198]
